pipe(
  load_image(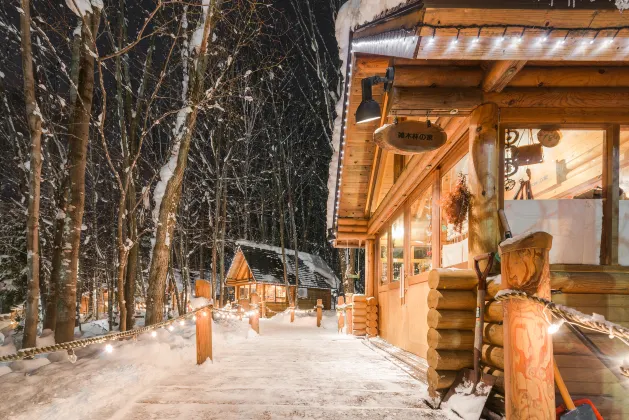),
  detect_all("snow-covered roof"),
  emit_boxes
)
[327,0,417,230]
[230,240,339,289]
